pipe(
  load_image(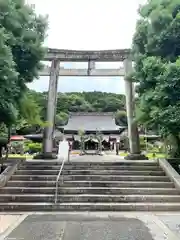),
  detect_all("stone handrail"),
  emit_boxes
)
[158,158,180,190]
[0,158,24,188]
